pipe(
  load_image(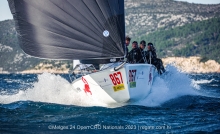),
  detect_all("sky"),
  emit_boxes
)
[0,0,13,21]
[0,0,220,21]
